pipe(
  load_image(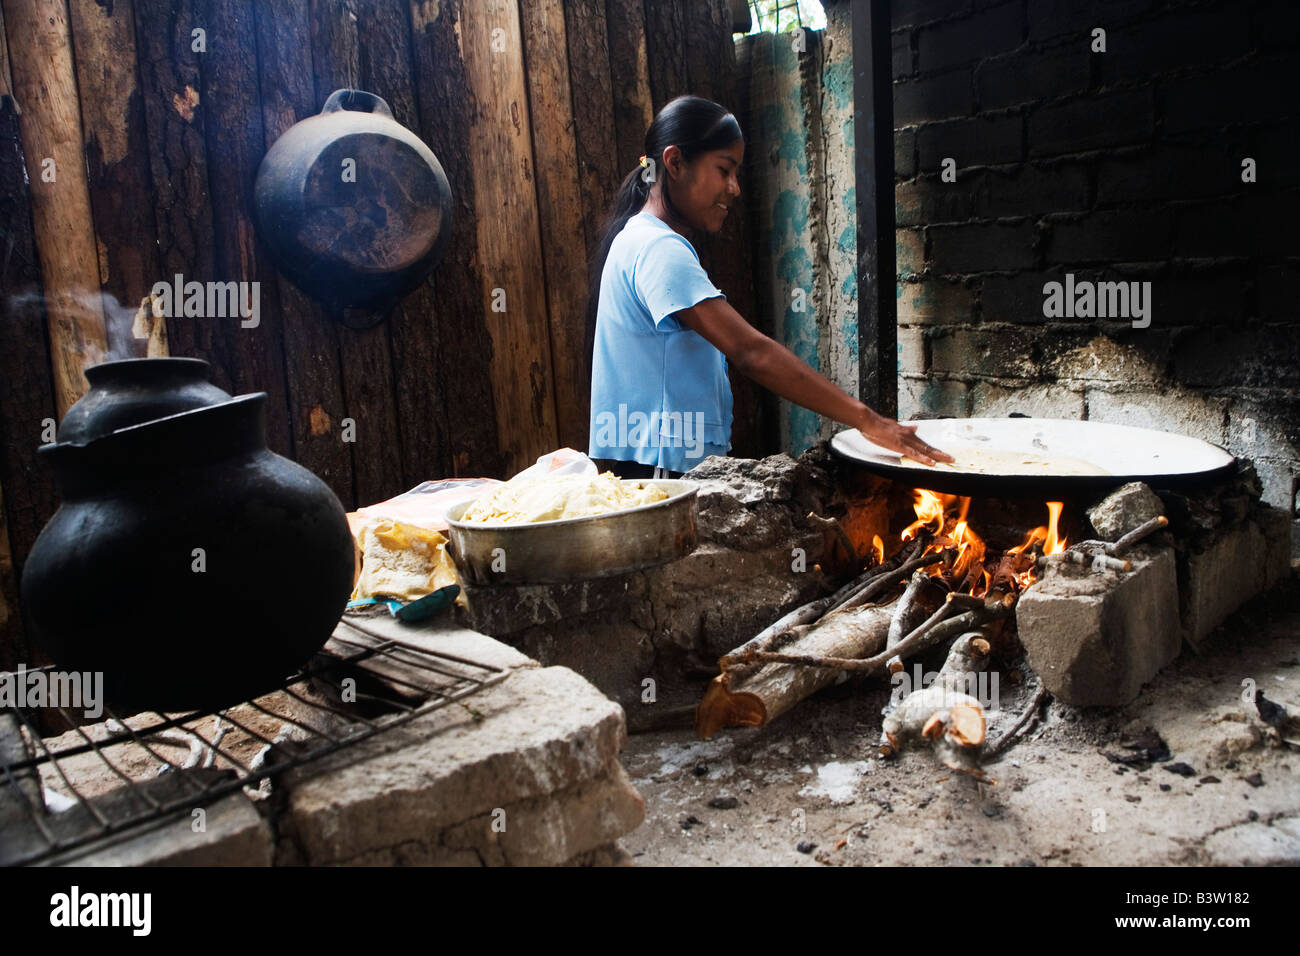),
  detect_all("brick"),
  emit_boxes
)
[976,44,1091,110]
[1045,208,1173,264]
[894,68,973,126]
[897,325,926,374]
[895,176,972,226]
[1099,8,1251,84]
[896,227,926,277]
[968,162,1090,218]
[970,381,1085,419]
[1227,397,1300,465]
[1255,124,1300,187]
[897,278,976,325]
[1163,60,1295,135]
[898,376,969,419]
[1095,144,1243,205]
[917,113,1022,169]
[1086,388,1229,445]
[894,127,917,179]
[1171,322,1300,389]
[917,2,1022,72]
[1017,545,1181,706]
[929,326,1044,378]
[1251,0,1300,54]
[892,0,971,30]
[893,30,913,78]
[1258,263,1300,321]
[929,219,1034,273]
[1141,266,1248,327]
[1028,0,1156,42]
[1050,330,1169,386]
[982,271,1067,323]
[1174,193,1299,259]
[1028,88,1154,157]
